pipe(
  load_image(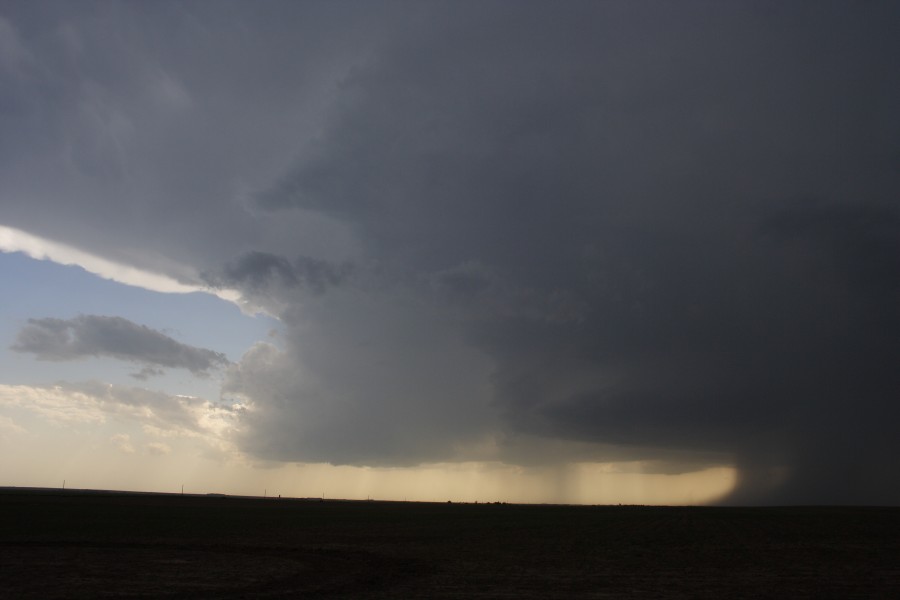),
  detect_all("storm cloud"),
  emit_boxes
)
[12,315,229,377]
[1,1,898,503]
